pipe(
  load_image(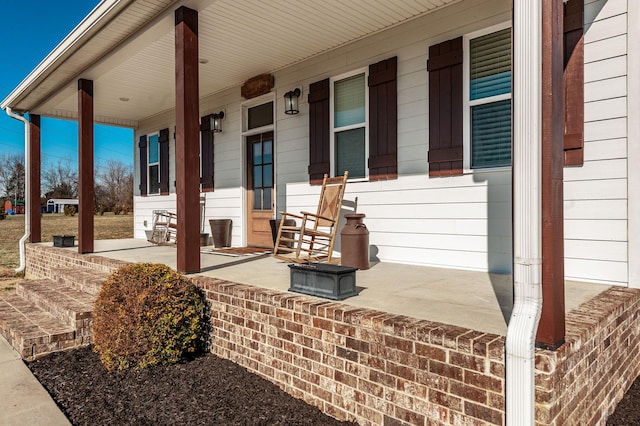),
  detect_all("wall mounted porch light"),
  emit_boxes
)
[284,88,301,115]
[210,111,224,132]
